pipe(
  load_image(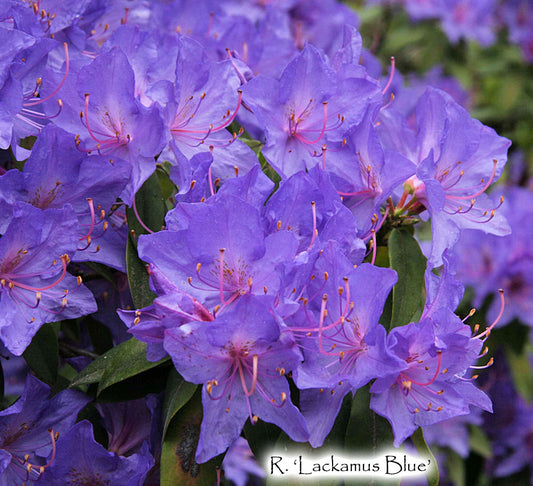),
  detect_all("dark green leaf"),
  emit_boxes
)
[156,165,177,201]
[469,425,492,458]
[162,369,198,437]
[504,343,533,402]
[70,338,168,388]
[411,428,439,486]
[125,170,167,308]
[97,365,169,402]
[344,386,399,486]
[388,228,427,329]
[97,338,169,395]
[161,389,221,486]
[126,236,156,309]
[86,317,114,355]
[345,386,395,453]
[244,419,281,460]
[126,171,167,237]
[446,450,465,486]
[23,322,59,386]
[82,261,119,287]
